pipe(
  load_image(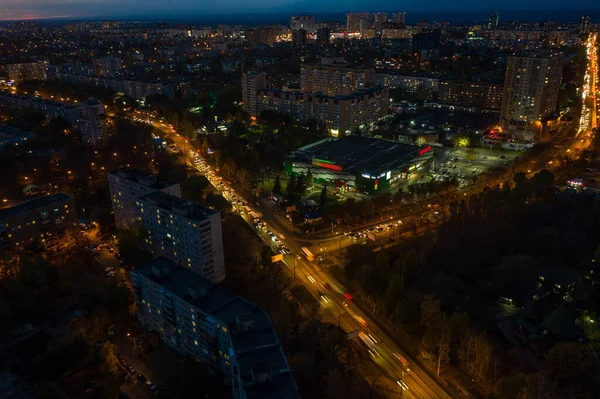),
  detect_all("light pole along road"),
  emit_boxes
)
[147,124,456,399]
